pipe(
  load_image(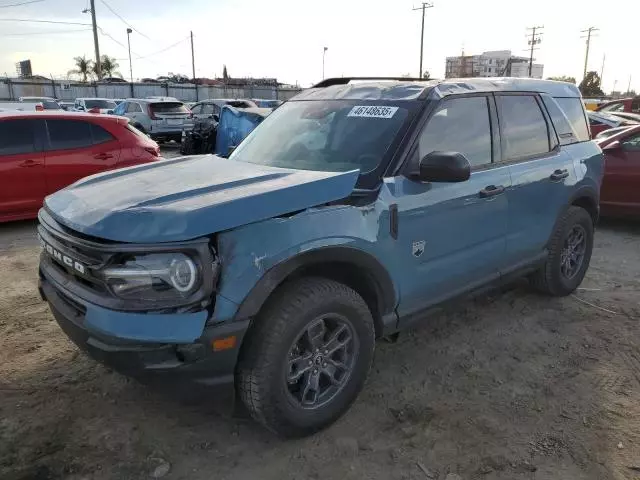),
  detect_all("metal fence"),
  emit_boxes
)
[0,78,302,102]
